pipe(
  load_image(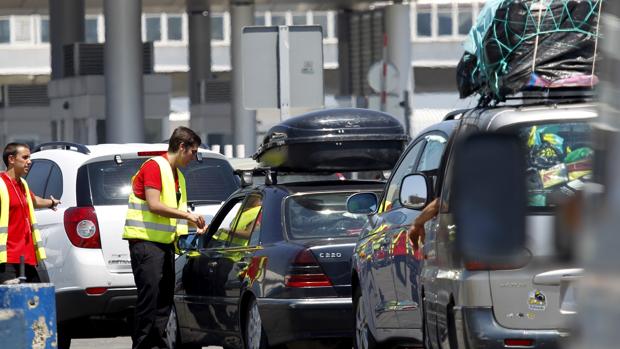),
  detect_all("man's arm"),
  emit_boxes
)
[33,194,60,210]
[407,198,439,250]
[144,187,206,230]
